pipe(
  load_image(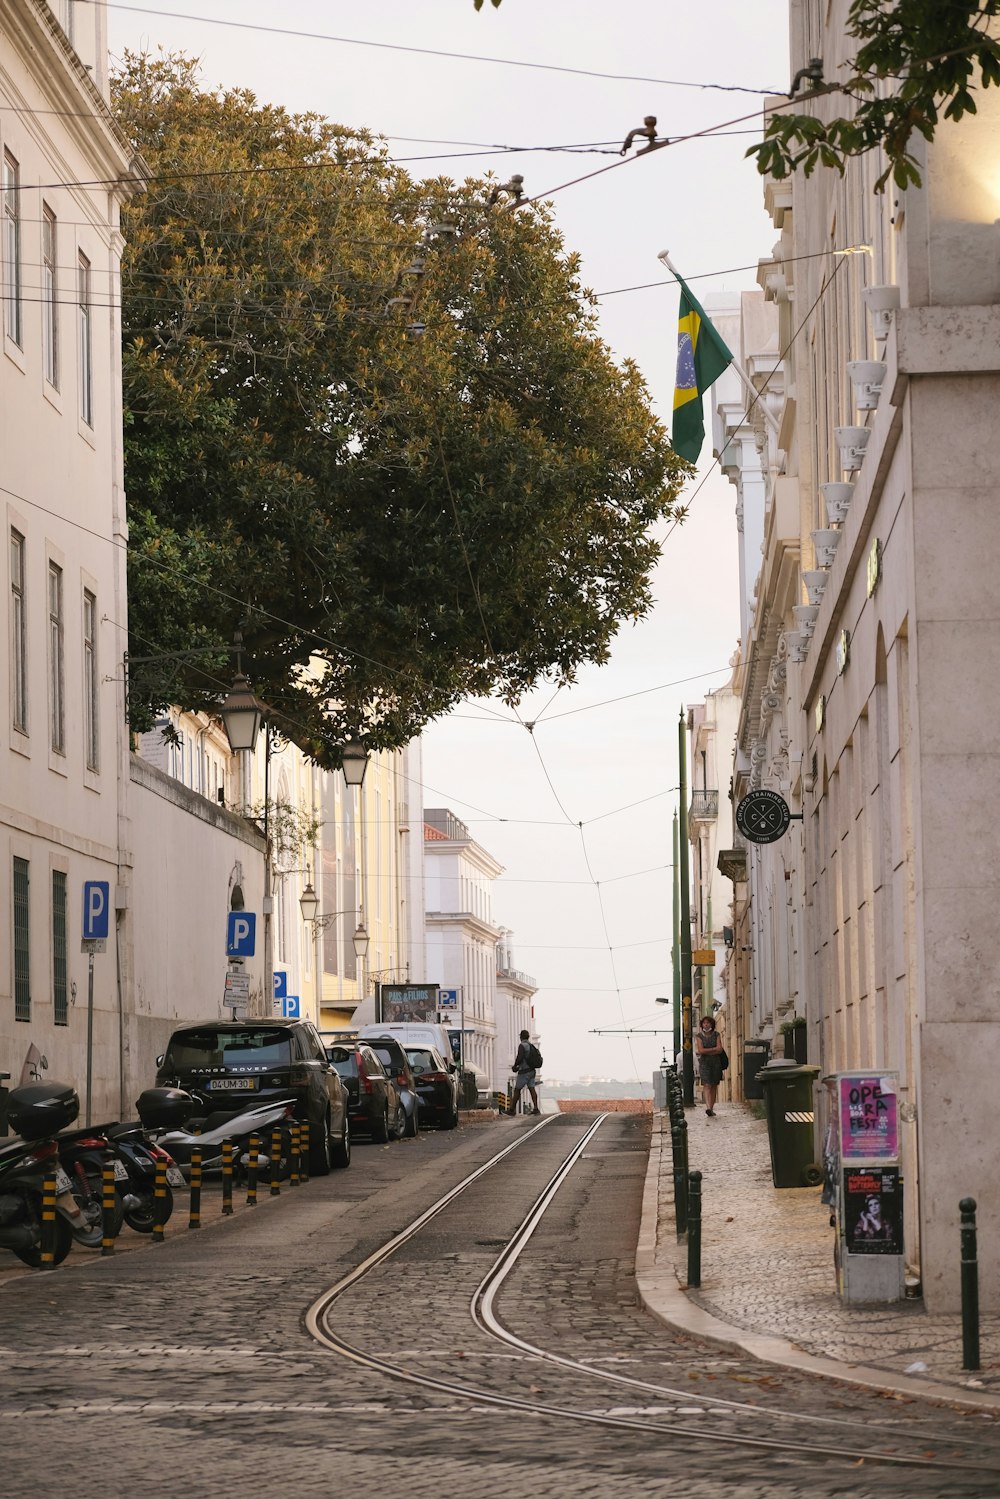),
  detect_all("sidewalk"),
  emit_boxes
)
[635,1101,1000,1412]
